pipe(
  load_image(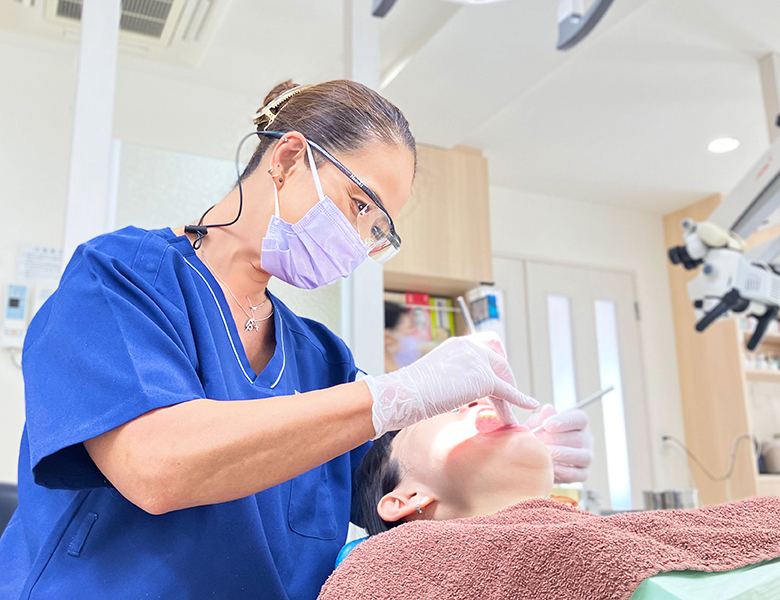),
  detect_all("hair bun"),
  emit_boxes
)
[262,79,300,108]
